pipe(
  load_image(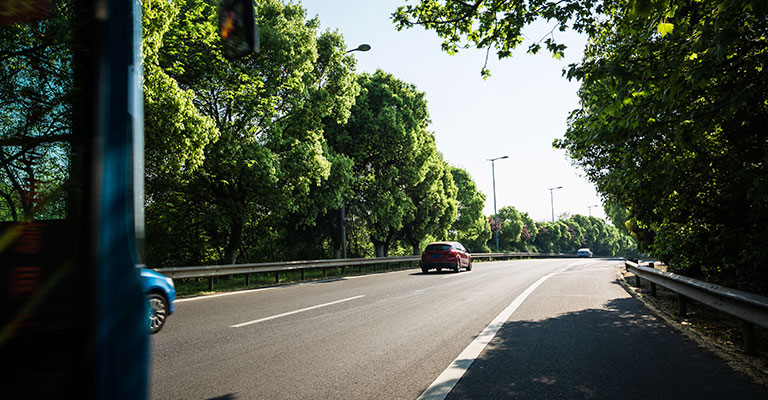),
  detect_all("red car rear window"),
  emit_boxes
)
[425,244,452,251]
